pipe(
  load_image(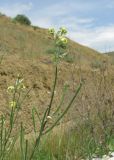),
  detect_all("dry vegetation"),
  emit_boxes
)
[0,15,114,159]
